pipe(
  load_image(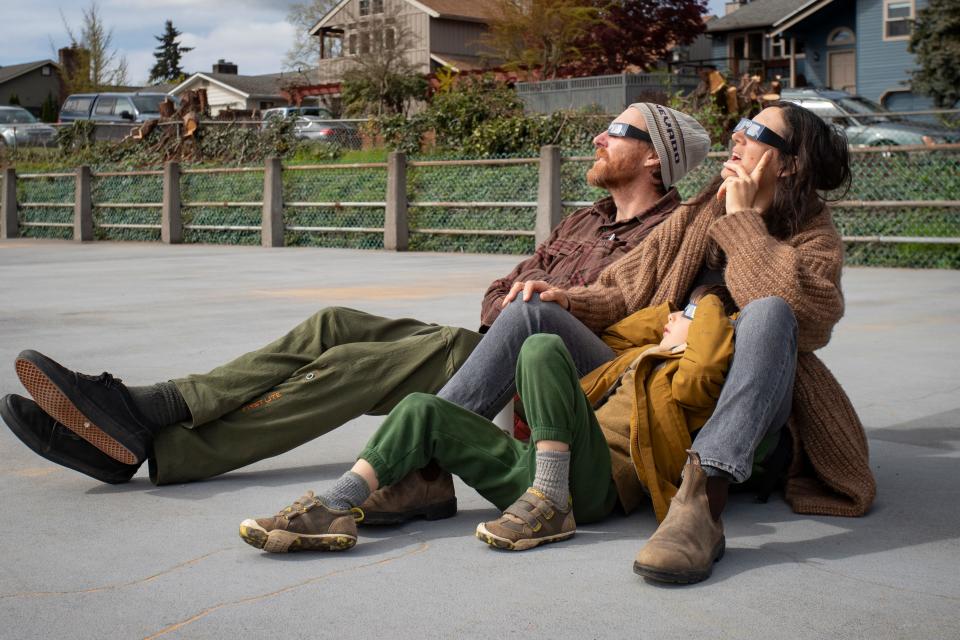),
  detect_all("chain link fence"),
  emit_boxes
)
[7,145,959,268]
[93,171,163,242]
[283,163,386,249]
[16,173,74,240]
[181,168,263,245]
[407,158,539,254]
